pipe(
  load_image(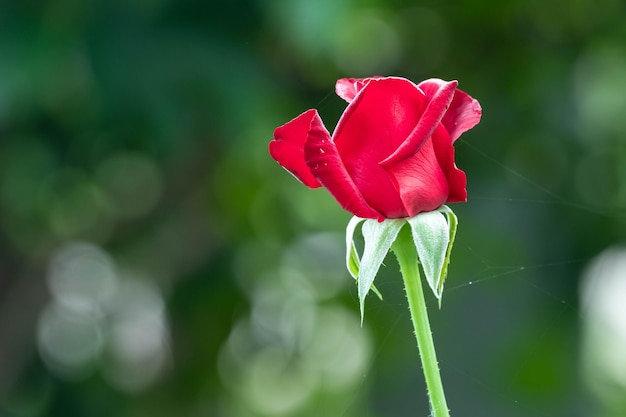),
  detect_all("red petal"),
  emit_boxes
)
[334,77,429,218]
[303,110,382,220]
[431,124,467,202]
[269,109,322,188]
[382,135,450,217]
[380,80,457,167]
[335,76,385,103]
[418,79,482,142]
